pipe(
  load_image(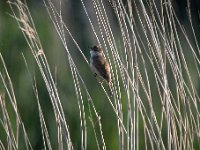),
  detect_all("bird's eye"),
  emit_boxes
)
[93,46,98,50]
